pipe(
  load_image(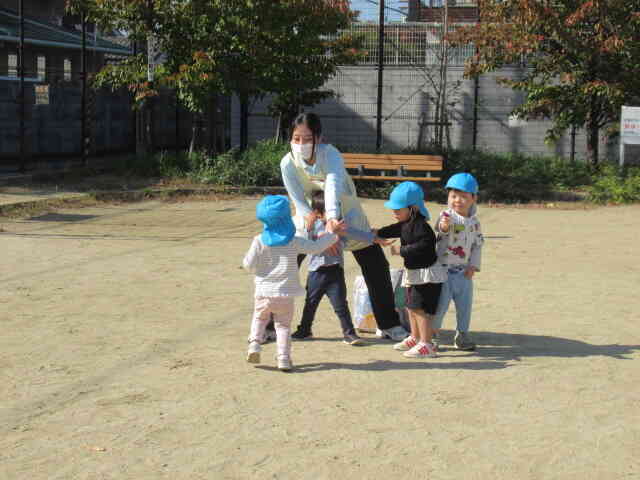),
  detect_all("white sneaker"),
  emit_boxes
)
[277,355,293,372]
[378,325,409,341]
[393,336,418,351]
[246,341,261,364]
[403,342,437,358]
